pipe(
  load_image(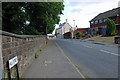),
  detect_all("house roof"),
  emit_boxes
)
[90,7,120,21]
[56,22,66,30]
[77,28,89,30]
